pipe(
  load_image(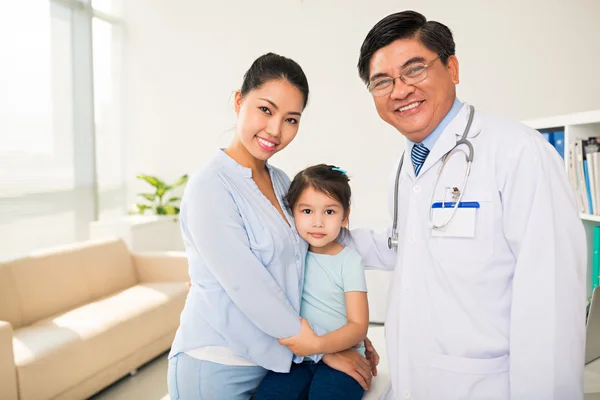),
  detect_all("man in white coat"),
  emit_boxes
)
[350,10,587,400]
